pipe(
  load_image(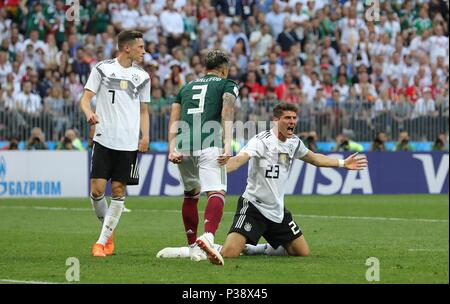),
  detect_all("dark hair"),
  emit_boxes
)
[117,30,143,51]
[205,49,230,71]
[63,136,72,145]
[273,103,298,118]
[434,137,444,146]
